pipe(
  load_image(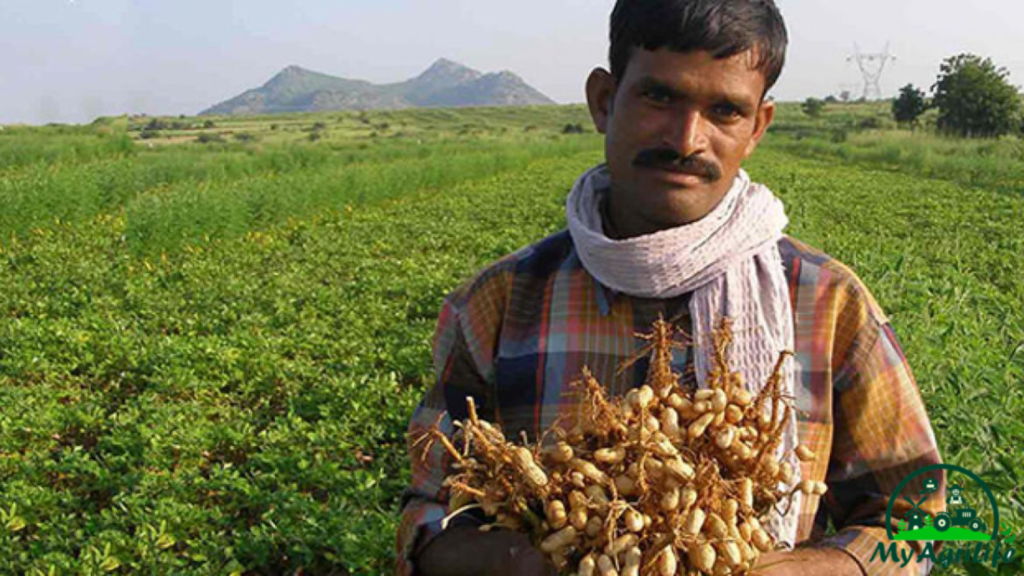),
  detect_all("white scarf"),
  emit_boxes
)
[566,163,803,550]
